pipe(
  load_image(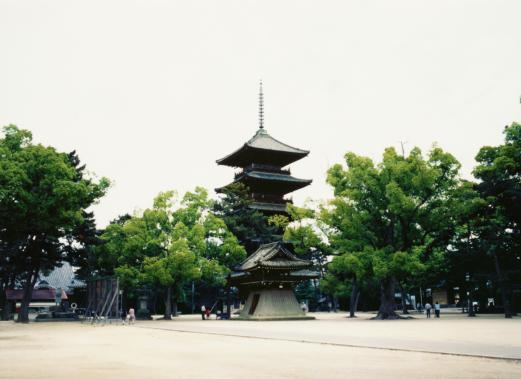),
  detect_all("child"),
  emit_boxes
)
[128,307,135,324]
